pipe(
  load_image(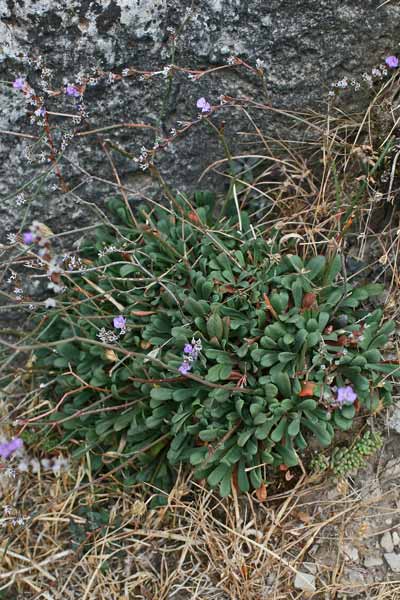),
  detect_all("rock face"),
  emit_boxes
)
[0,0,399,235]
